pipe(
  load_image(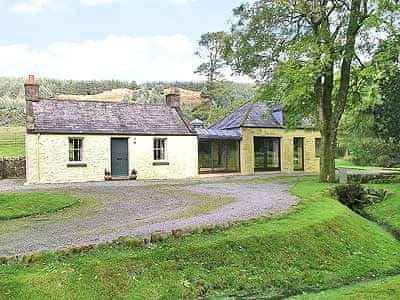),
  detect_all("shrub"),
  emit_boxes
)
[348,173,400,184]
[349,137,400,167]
[331,184,389,210]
